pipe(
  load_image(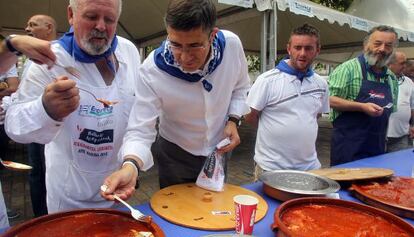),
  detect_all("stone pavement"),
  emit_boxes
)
[0,117,332,227]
